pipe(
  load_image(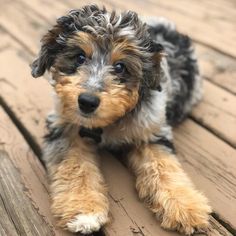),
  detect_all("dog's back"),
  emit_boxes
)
[146,18,202,125]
